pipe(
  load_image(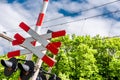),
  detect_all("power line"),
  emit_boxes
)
[3,10,120,32]
[108,18,114,36]
[42,10,120,28]
[3,0,120,32]
[43,0,120,23]
[5,0,120,32]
